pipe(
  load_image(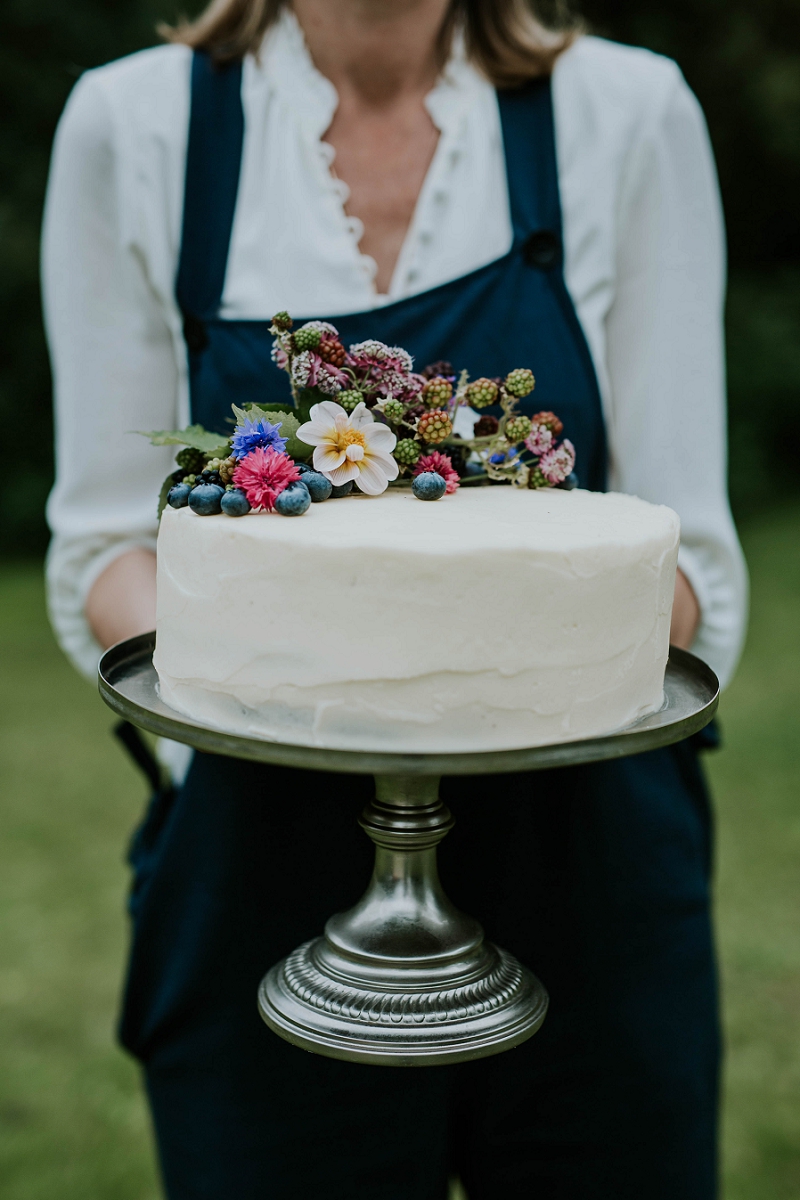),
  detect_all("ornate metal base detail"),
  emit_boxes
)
[259,775,548,1065]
